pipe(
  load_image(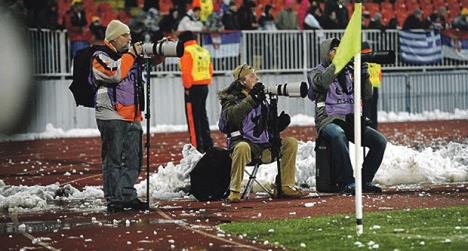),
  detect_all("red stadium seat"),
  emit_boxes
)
[448,6,460,17]
[419,0,432,5]
[446,0,459,8]
[365,2,381,17]
[381,2,393,12]
[395,0,407,12]
[159,0,173,14]
[422,5,434,17]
